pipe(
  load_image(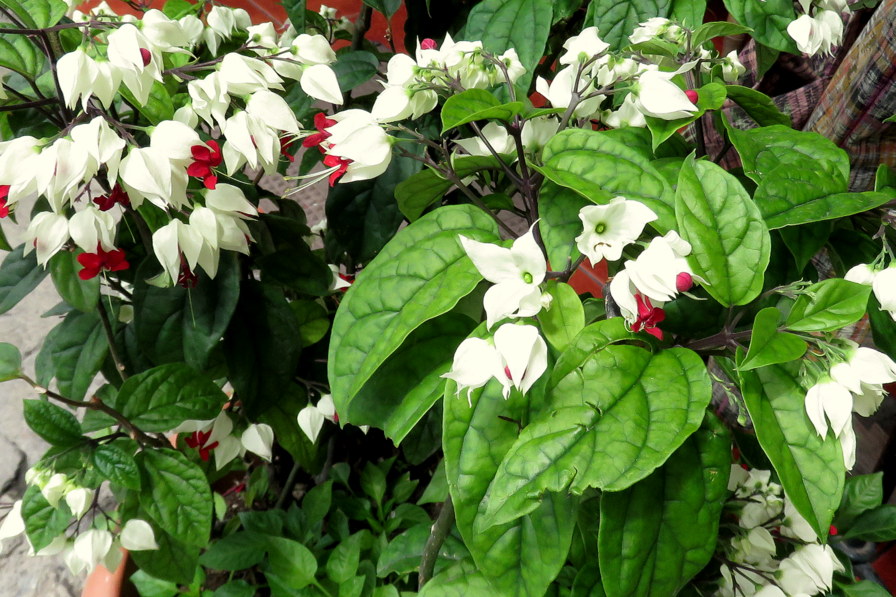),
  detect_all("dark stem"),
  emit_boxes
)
[350,4,372,51]
[275,460,302,510]
[418,495,455,589]
[97,297,128,382]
